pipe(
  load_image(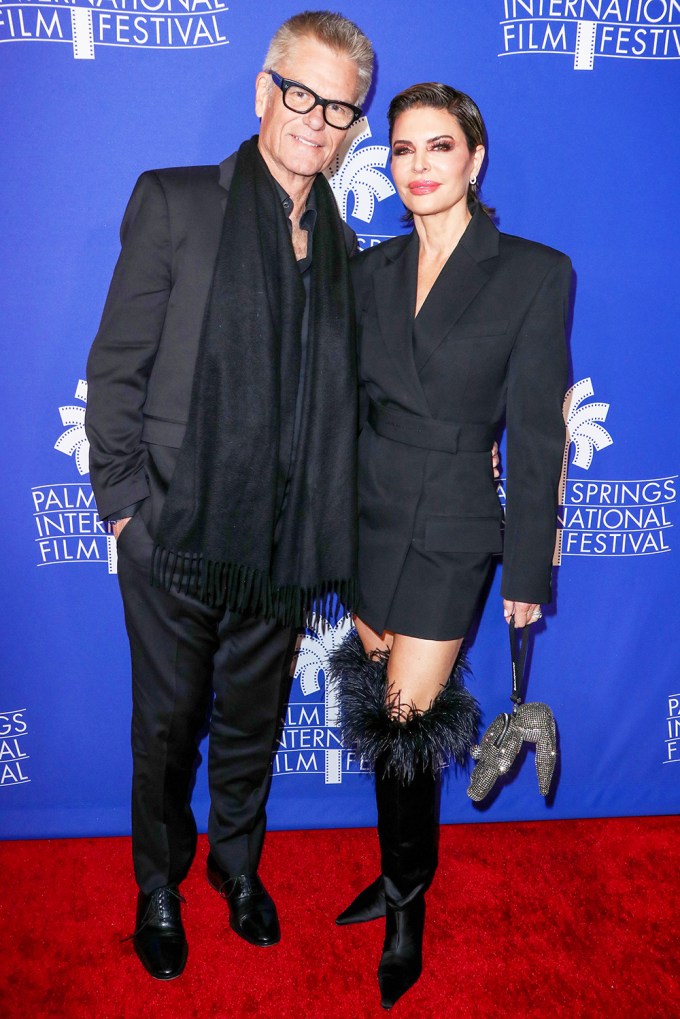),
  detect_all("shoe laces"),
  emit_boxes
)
[216,873,264,900]
[120,885,186,943]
